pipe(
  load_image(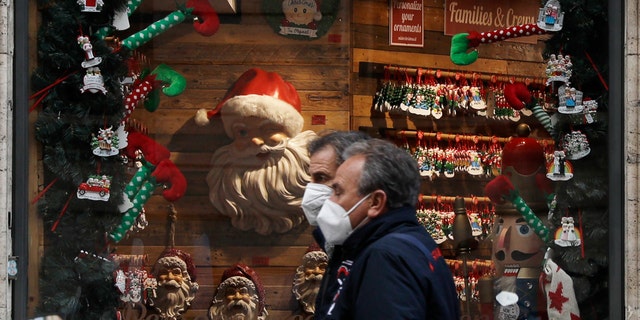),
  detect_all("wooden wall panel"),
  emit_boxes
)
[114,0,351,318]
